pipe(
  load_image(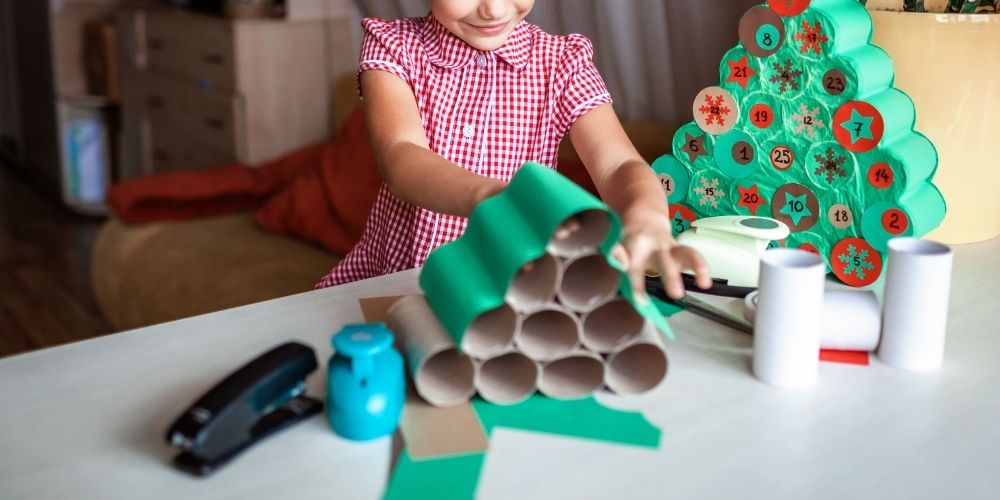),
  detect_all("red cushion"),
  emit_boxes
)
[254,108,383,255]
